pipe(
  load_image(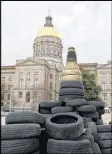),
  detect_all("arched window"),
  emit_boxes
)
[20,72,23,80]
[19,92,23,98]
[26,92,30,102]
[27,72,31,80]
